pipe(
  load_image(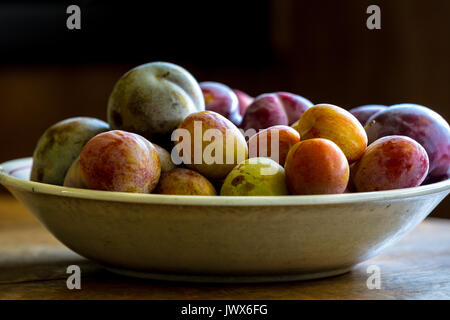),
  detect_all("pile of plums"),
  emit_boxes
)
[30,62,450,196]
